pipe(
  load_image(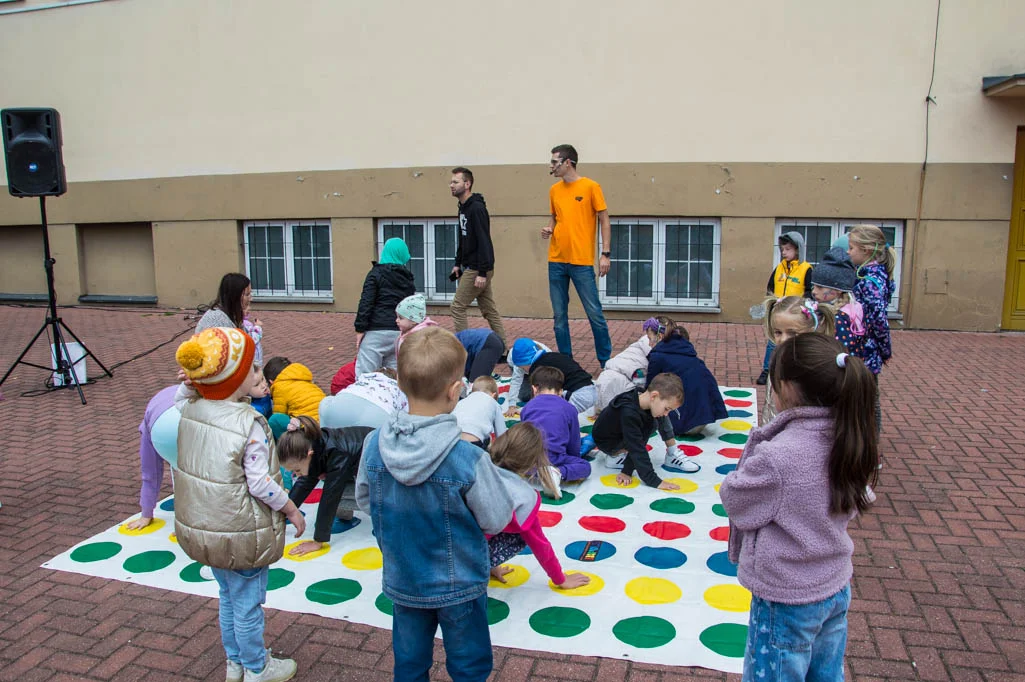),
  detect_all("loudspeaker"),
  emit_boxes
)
[2,108,67,197]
